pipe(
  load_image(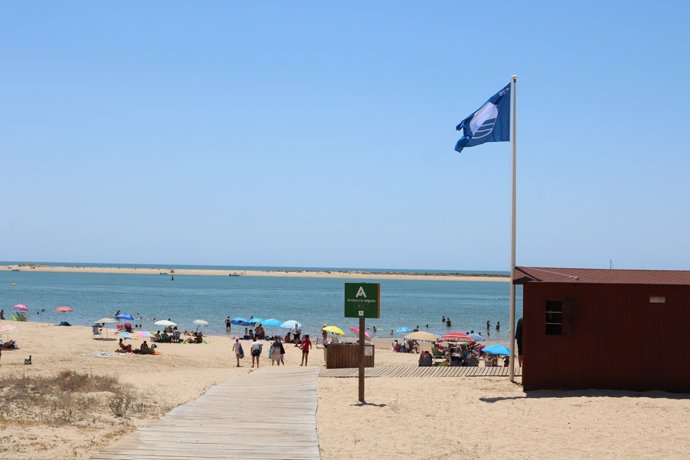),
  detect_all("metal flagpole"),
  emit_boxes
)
[509,74,518,382]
